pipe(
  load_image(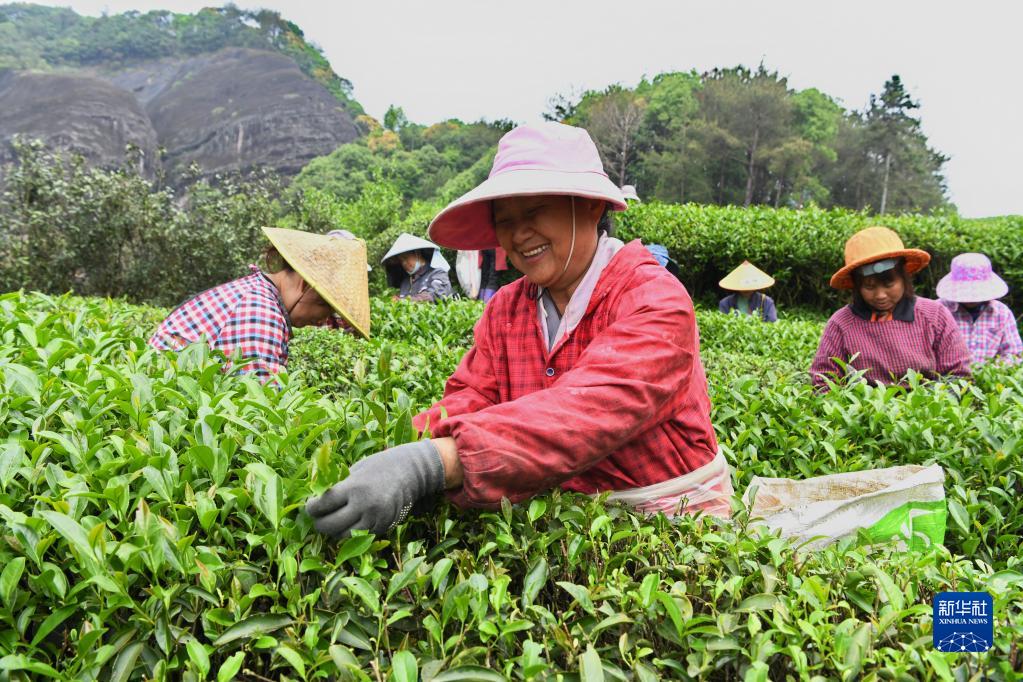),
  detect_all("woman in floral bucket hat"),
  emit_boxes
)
[307,122,731,538]
[937,253,1022,364]
[810,226,970,389]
